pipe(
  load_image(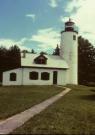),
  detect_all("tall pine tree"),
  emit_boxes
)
[78,36,95,85]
